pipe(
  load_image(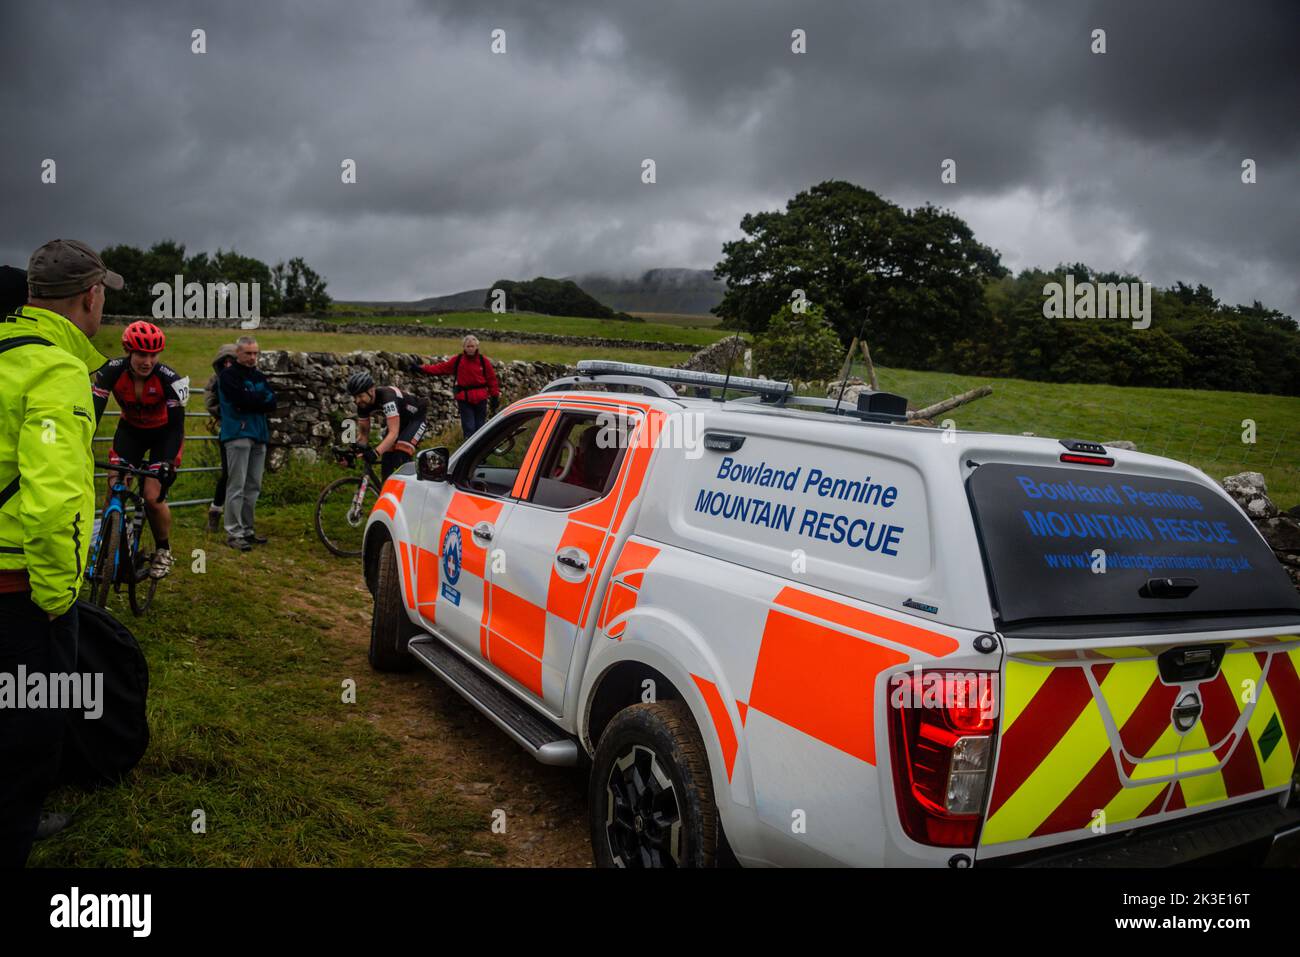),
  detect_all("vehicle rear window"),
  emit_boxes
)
[967,463,1300,627]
